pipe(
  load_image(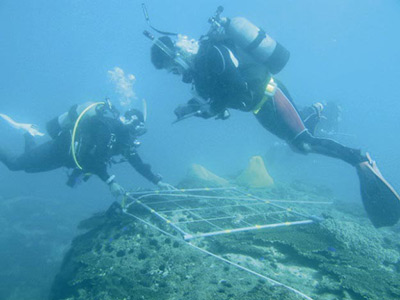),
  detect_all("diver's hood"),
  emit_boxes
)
[154,34,198,72]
